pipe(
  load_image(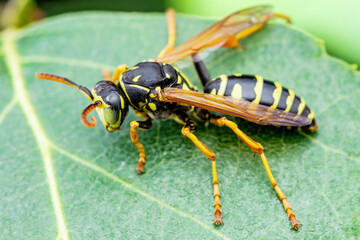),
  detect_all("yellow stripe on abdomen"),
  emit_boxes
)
[308,110,315,120]
[252,75,264,104]
[270,82,282,109]
[210,88,217,95]
[285,89,295,112]
[217,75,228,96]
[297,98,306,115]
[231,83,242,99]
